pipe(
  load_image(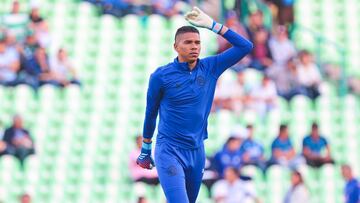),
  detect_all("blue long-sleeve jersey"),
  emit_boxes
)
[143,29,253,149]
[345,178,360,203]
